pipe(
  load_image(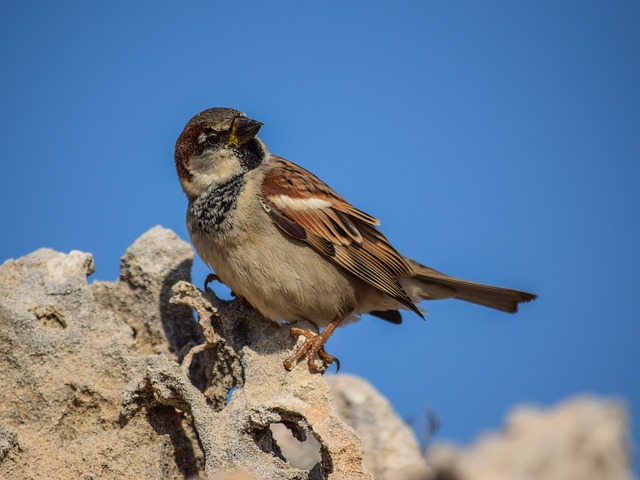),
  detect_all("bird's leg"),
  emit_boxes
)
[283,316,343,374]
[204,273,219,291]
